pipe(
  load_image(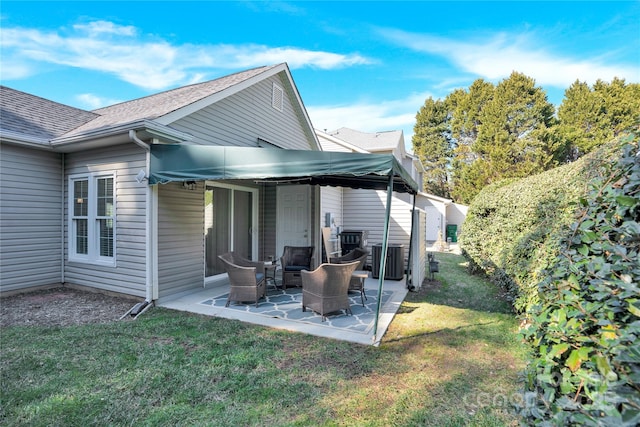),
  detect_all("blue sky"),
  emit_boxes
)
[2,1,639,148]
